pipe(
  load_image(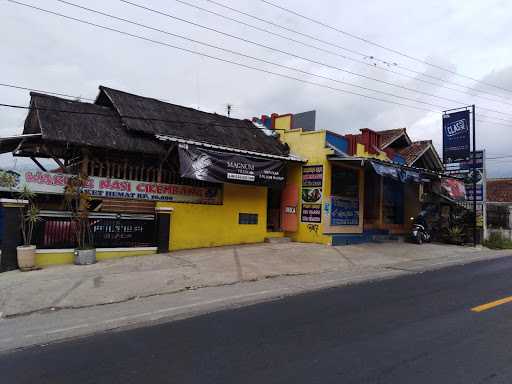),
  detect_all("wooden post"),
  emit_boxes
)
[81,152,89,177]
[378,175,384,227]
